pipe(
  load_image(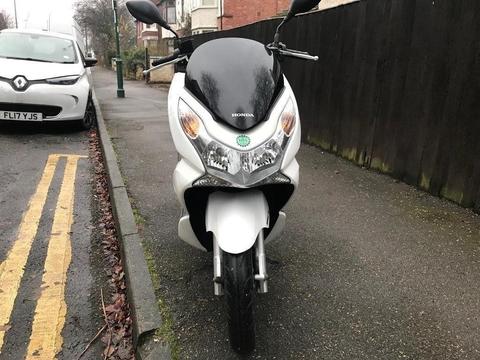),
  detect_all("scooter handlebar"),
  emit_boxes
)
[267,43,318,61]
[143,54,188,76]
[151,49,181,67]
[279,49,319,61]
